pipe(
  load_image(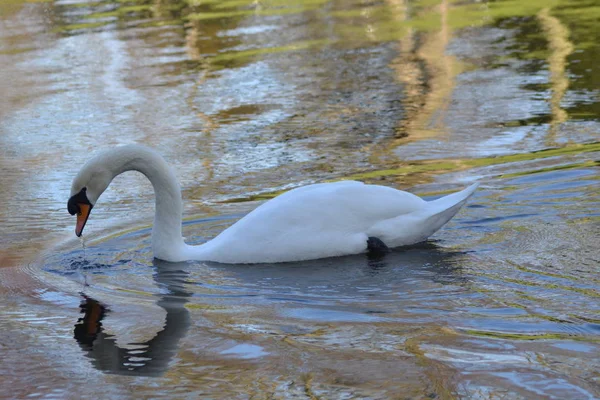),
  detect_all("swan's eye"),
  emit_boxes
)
[68,187,90,215]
